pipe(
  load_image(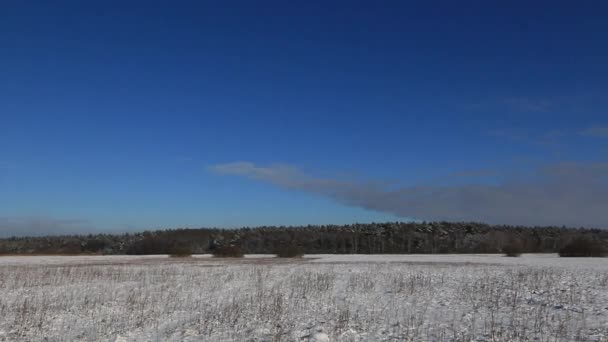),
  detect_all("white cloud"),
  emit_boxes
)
[211,161,608,228]
[0,216,92,237]
[580,125,608,138]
